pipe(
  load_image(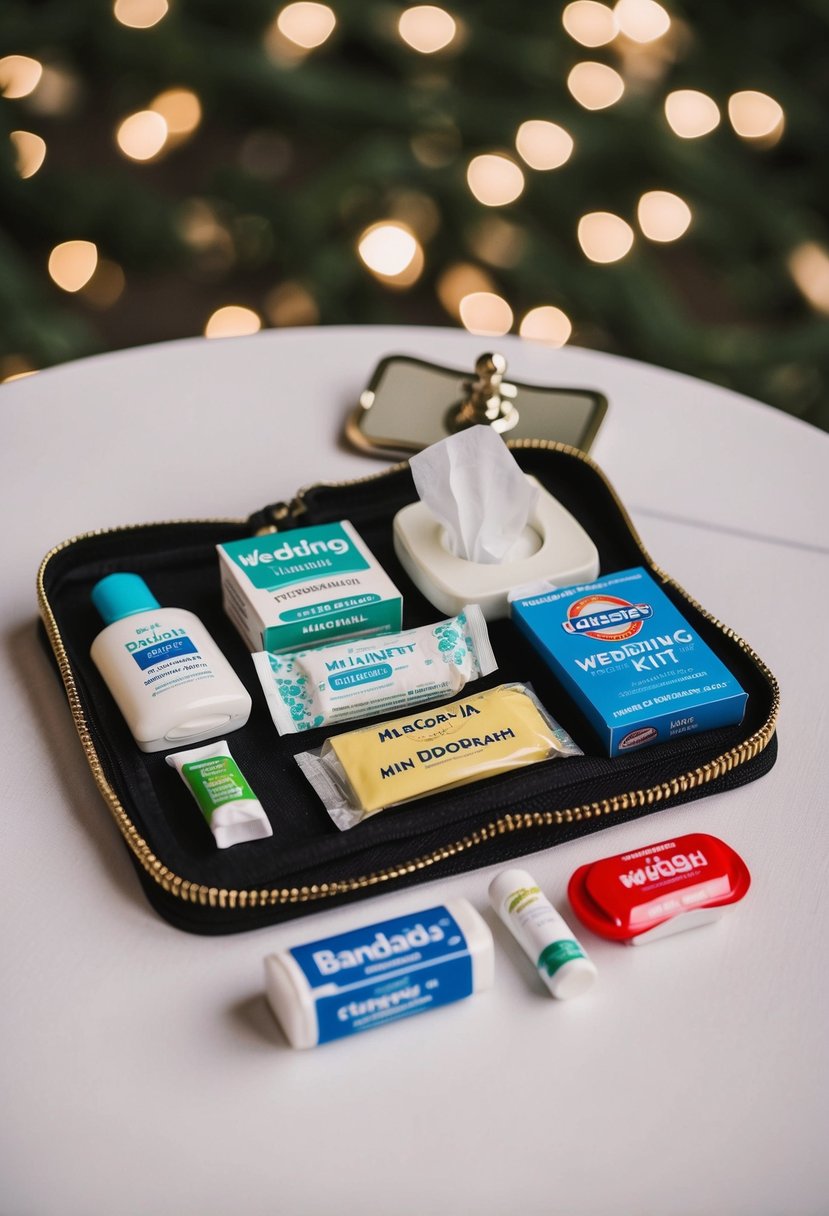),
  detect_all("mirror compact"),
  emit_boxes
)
[345,351,608,460]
